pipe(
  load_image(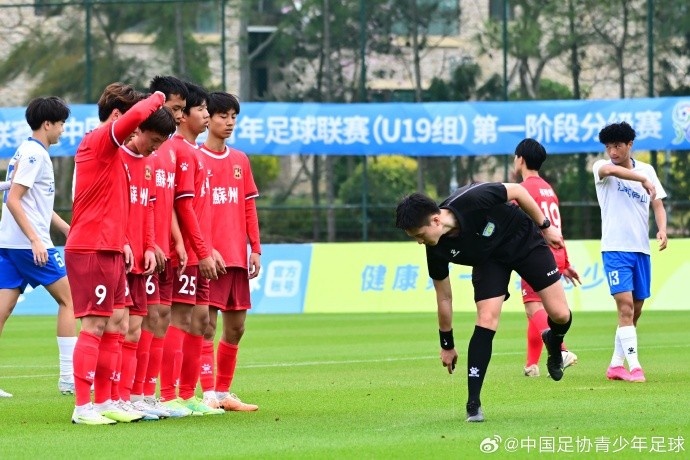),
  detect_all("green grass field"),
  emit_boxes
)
[0,311,688,459]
